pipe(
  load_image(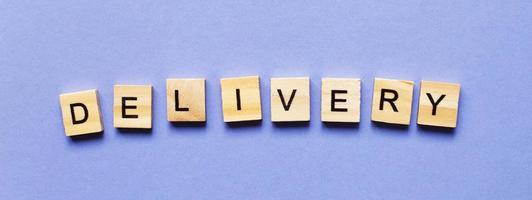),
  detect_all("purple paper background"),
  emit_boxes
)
[1,0,532,199]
